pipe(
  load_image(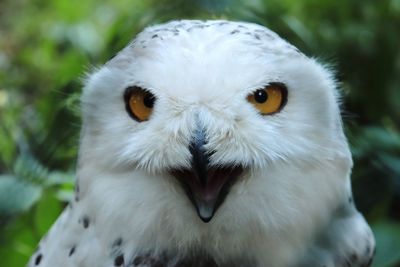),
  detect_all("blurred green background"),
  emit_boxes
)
[0,0,399,266]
